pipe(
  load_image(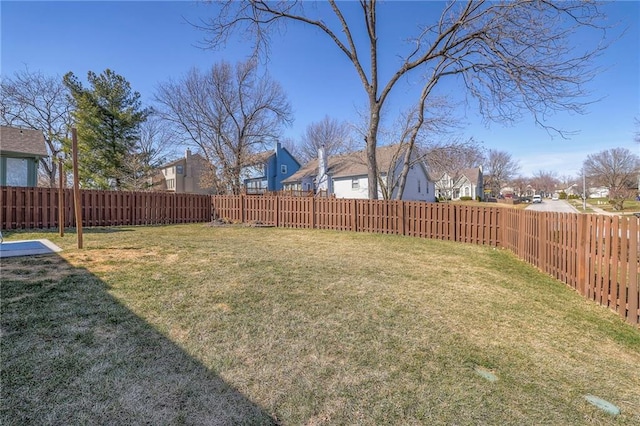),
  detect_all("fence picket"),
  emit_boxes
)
[2,186,638,325]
